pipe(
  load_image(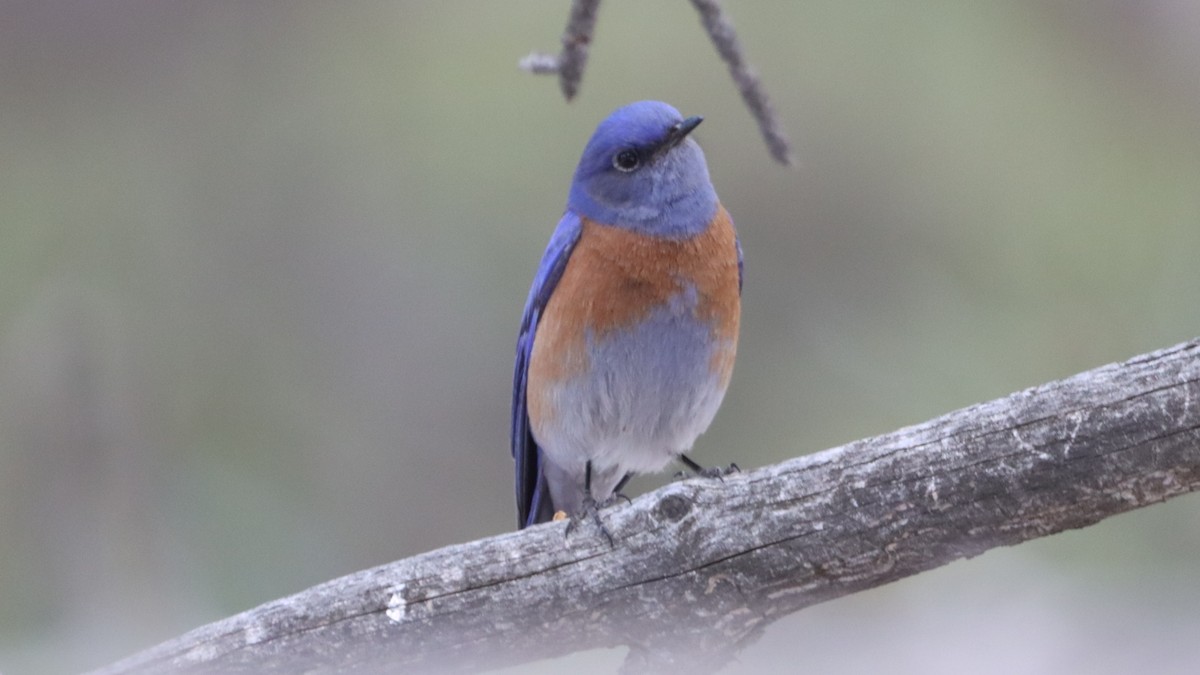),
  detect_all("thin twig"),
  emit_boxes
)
[520,0,792,165]
[516,52,559,75]
[689,0,793,165]
[517,0,602,100]
[557,0,601,100]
